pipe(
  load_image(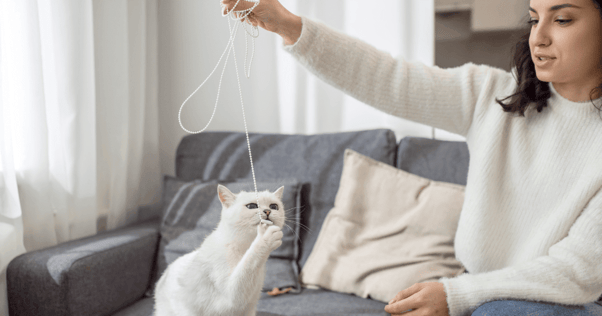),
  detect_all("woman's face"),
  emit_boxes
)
[529,0,602,100]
